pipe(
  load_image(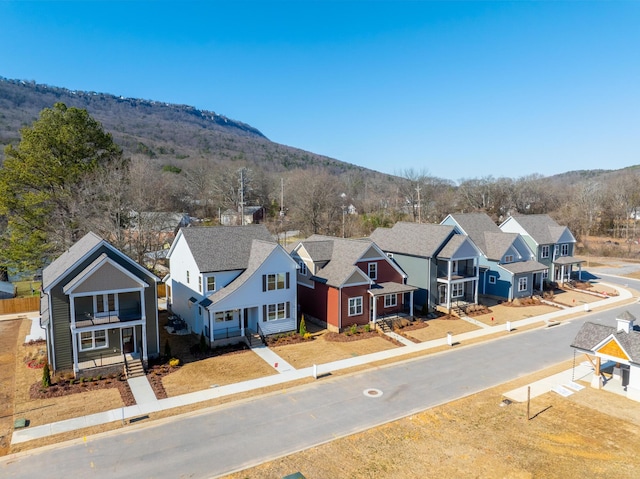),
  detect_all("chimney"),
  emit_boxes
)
[616,310,636,334]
